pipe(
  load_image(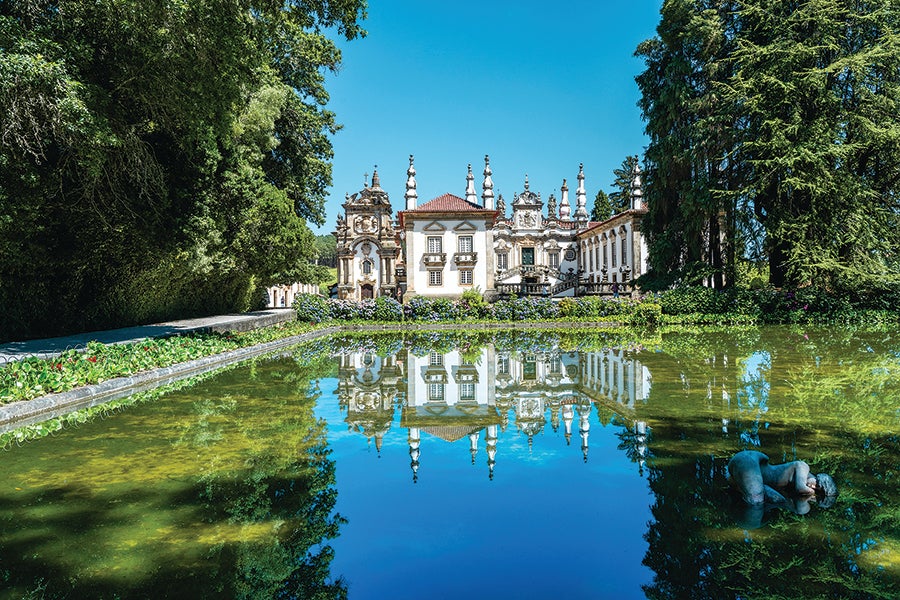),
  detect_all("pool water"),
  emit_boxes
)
[0,327,898,599]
